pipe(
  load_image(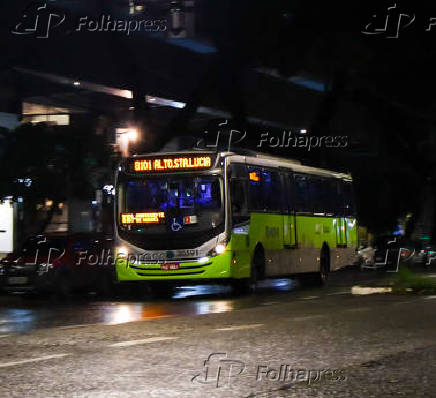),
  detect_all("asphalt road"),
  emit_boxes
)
[1,269,436,397]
